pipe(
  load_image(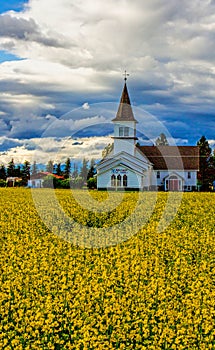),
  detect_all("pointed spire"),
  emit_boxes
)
[112,77,137,122]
